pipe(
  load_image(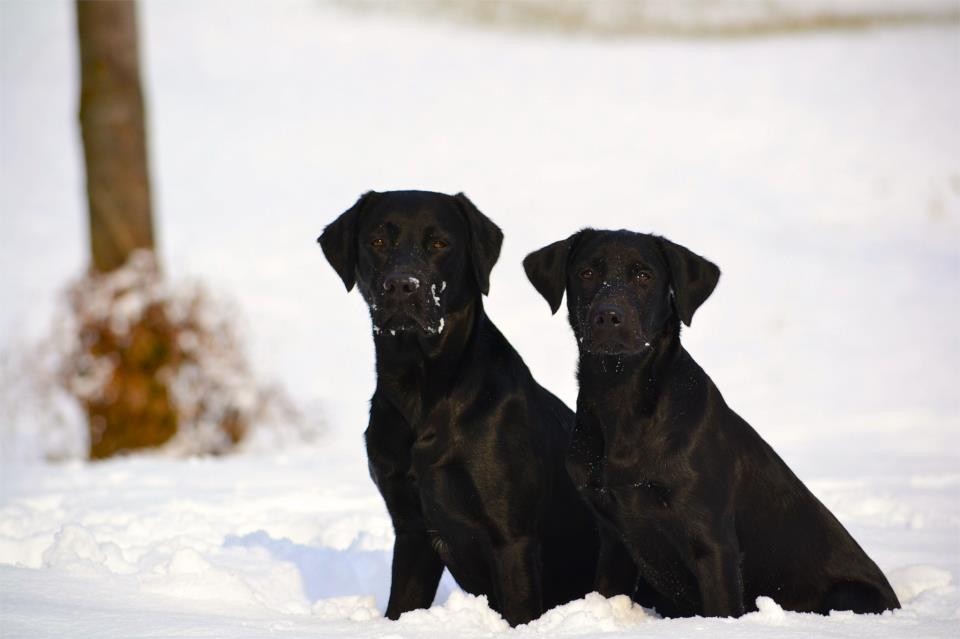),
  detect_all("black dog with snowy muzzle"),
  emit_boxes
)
[319,190,599,626]
[523,228,900,618]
